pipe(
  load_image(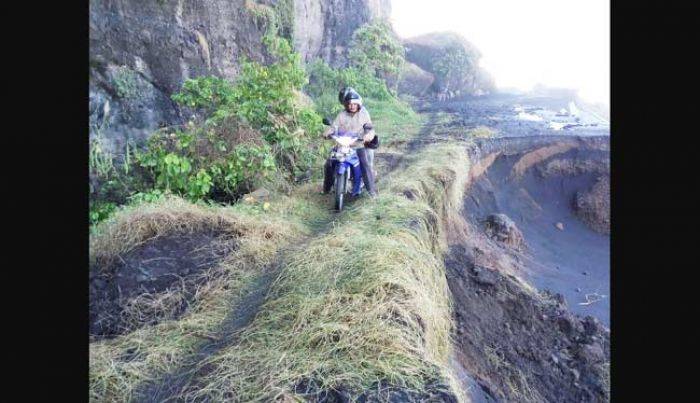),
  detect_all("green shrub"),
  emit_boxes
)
[469,126,497,138]
[89,201,117,226]
[348,22,405,93]
[127,189,167,205]
[134,33,323,202]
[89,135,148,222]
[171,76,236,120]
[305,60,393,118]
[112,66,140,99]
[432,46,475,91]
